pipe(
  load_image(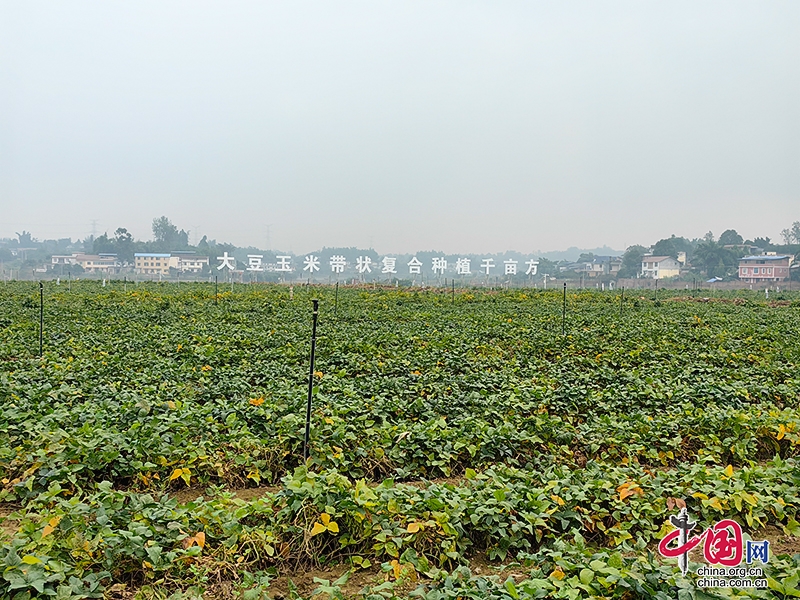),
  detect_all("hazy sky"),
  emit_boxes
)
[2,2,798,254]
